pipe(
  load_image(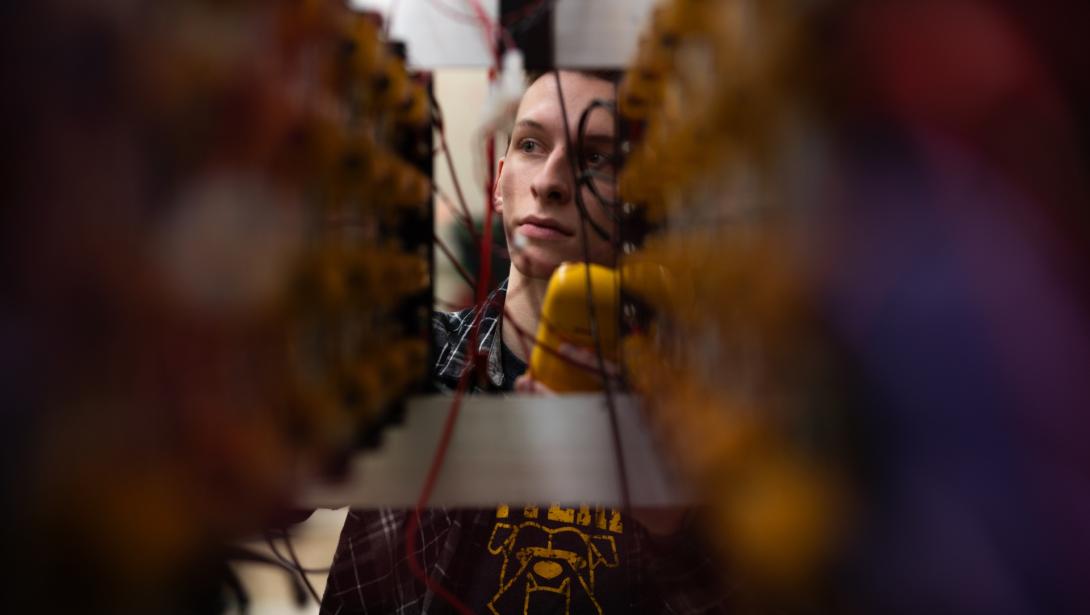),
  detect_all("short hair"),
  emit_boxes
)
[524,69,622,88]
[504,69,621,151]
